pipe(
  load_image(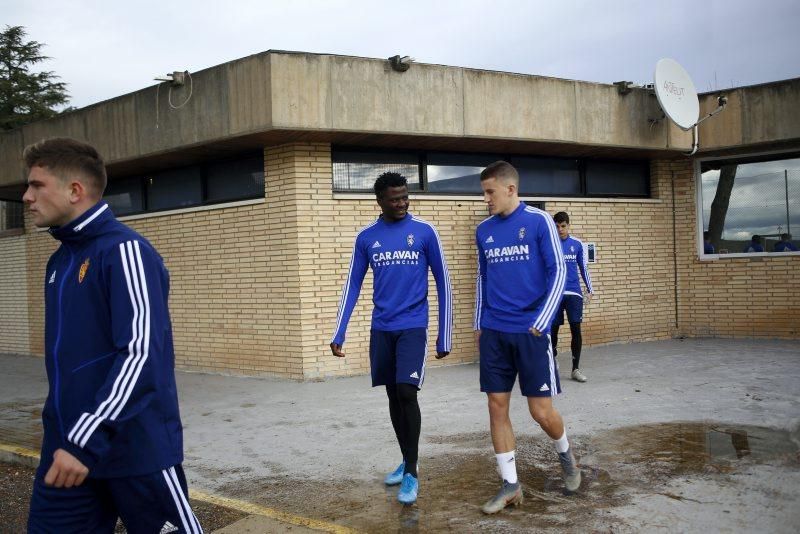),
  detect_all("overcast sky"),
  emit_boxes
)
[4,0,800,110]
